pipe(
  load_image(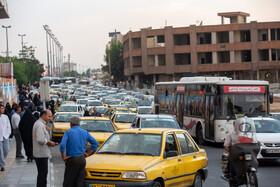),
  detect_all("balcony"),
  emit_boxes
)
[0,0,9,19]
